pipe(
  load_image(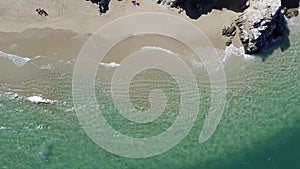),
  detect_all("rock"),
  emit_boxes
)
[222,23,237,37]
[226,38,233,46]
[156,0,177,6]
[235,0,285,54]
[156,0,184,13]
[178,8,184,14]
[222,23,237,47]
[283,8,299,18]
